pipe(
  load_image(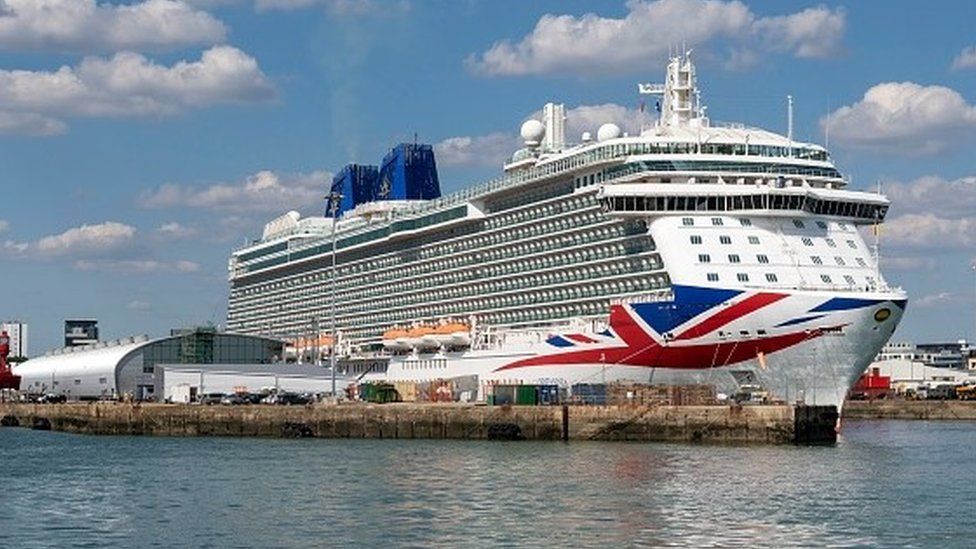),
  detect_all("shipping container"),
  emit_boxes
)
[572,383,607,405]
[489,384,517,405]
[537,384,560,405]
[516,385,538,406]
